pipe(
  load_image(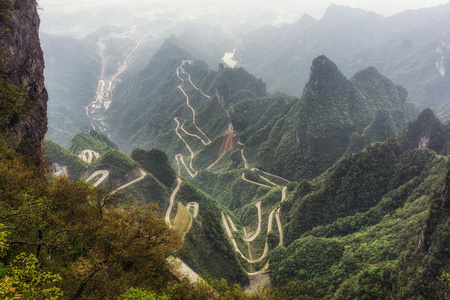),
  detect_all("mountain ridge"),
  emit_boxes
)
[234,3,450,120]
